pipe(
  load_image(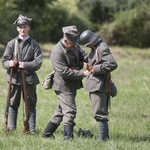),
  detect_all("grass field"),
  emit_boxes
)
[0,44,150,150]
